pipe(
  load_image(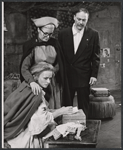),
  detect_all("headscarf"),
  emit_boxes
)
[31,16,59,28]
